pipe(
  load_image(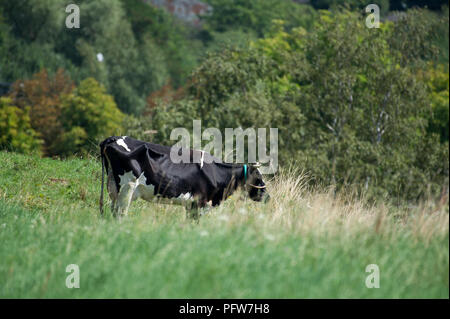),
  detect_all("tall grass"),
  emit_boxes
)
[0,151,448,298]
